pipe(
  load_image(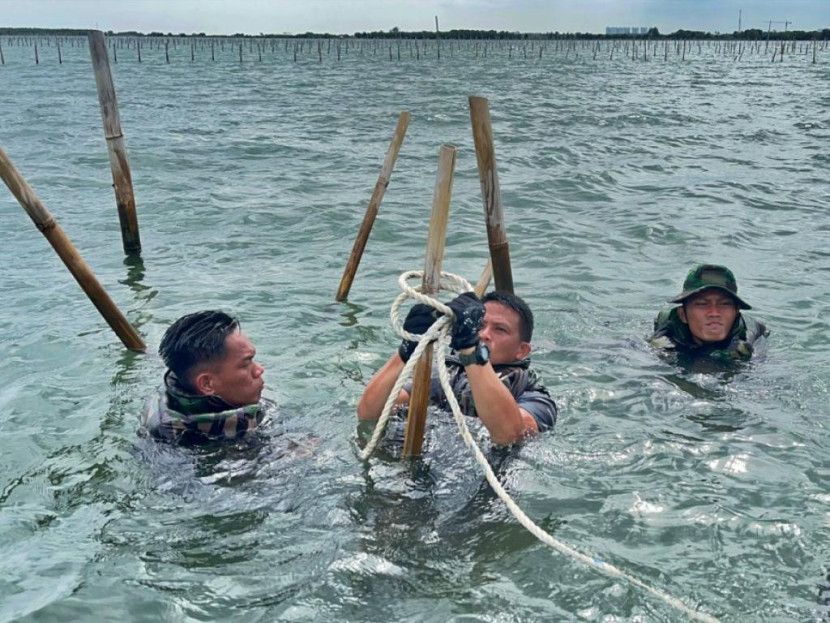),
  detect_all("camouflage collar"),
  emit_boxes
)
[164,370,241,415]
[148,371,268,443]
